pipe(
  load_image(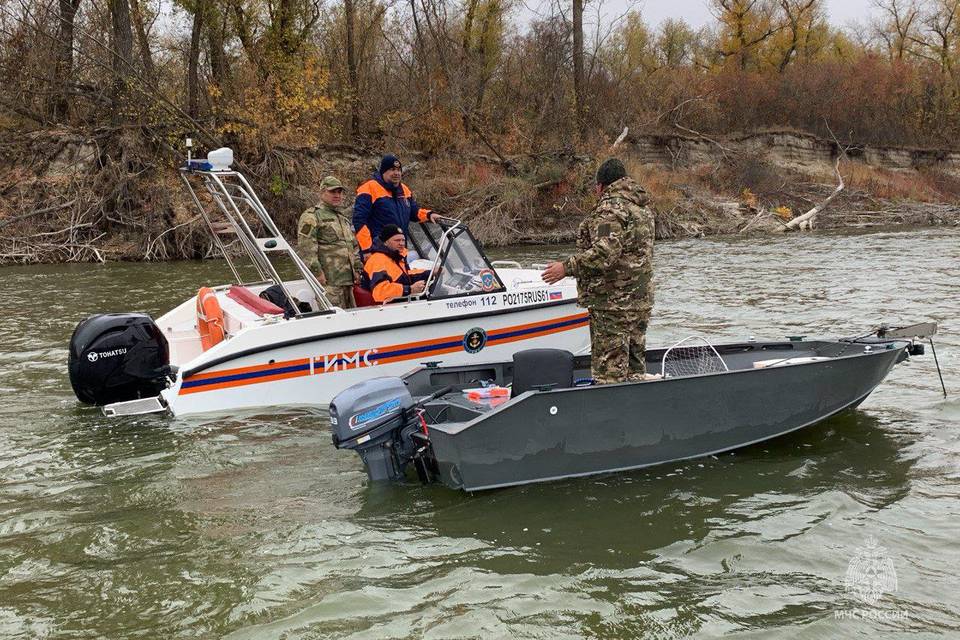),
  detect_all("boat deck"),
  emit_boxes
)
[408,340,881,435]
